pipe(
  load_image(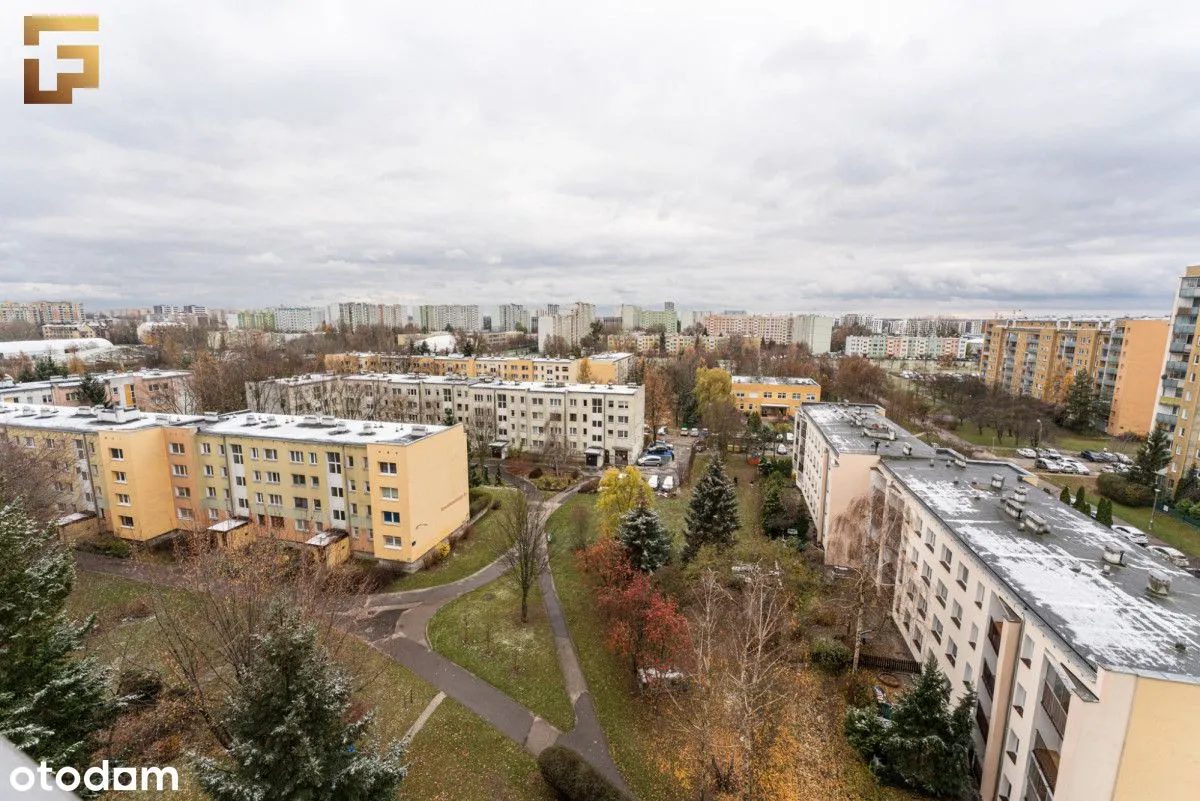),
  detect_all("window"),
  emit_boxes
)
[169,442,185,455]
[332,509,347,522]
[330,486,344,498]
[383,535,403,549]
[381,486,399,500]
[295,519,309,532]
[113,471,127,484]
[250,447,259,460]
[230,444,244,464]
[292,474,307,486]
[172,464,188,477]
[1013,684,1027,716]
[327,453,342,474]
[289,450,304,463]
[346,455,355,468]
[956,563,969,589]
[252,470,262,482]
[234,476,246,487]
[174,487,191,498]
[378,461,397,475]
[1020,635,1034,667]
[109,448,124,460]
[382,510,401,525]
[177,507,193,520]
[963,662,973,686]
[266,471,280,484]
[204,465,214,477]
[940,545,953,569]
[264,448,277,460]
[201,442,212,455]
[313,499,322,512]
[974,583,985,608]
[207,508,219,520]
[309,452,318,465]
[116,493,131,506]
[310,476,320,488]
[254,492,264,504]
[921,563,932,585]
[946,638,958,666]
[950,600,963,627]
[936,580,948,607]
[969,623,979,648]
[219,444,226,456]
[206,486,217,498]
[268,494,283,506]
[1005,730,1019,763]
[119,515,134,528]
[923,528,935,551]
[294,498,308,510]
[348,480,357,492]
[931,617,944,643]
